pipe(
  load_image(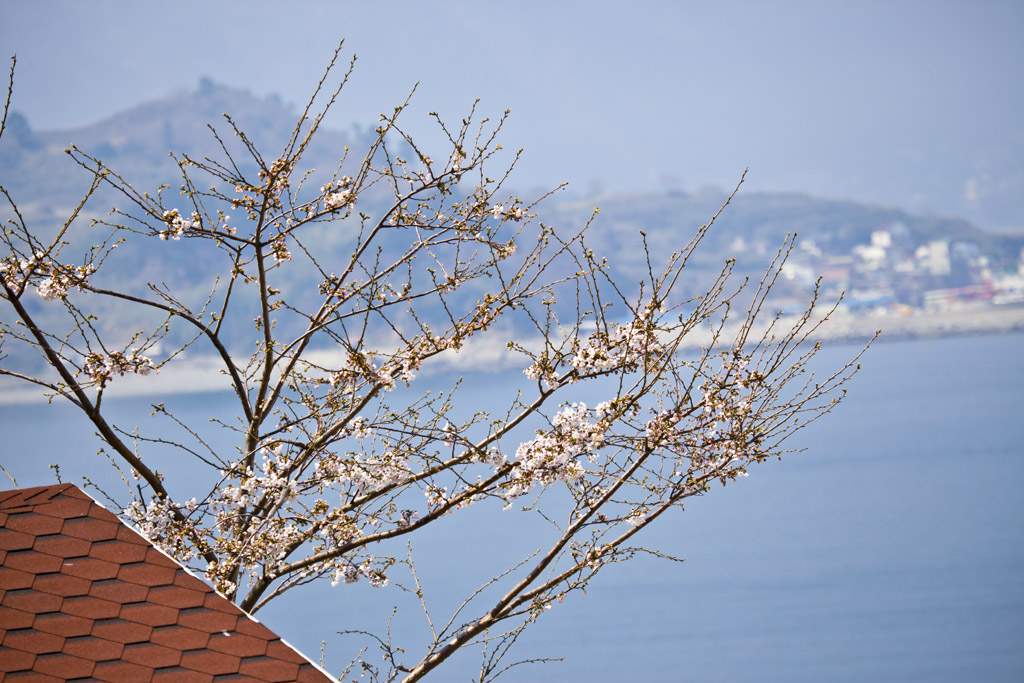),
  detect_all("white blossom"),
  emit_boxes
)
[506,402,608,502]
[325,189,354,211]
[162,208,200,240]
[83,349,157,385]
[624,508,647,527]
